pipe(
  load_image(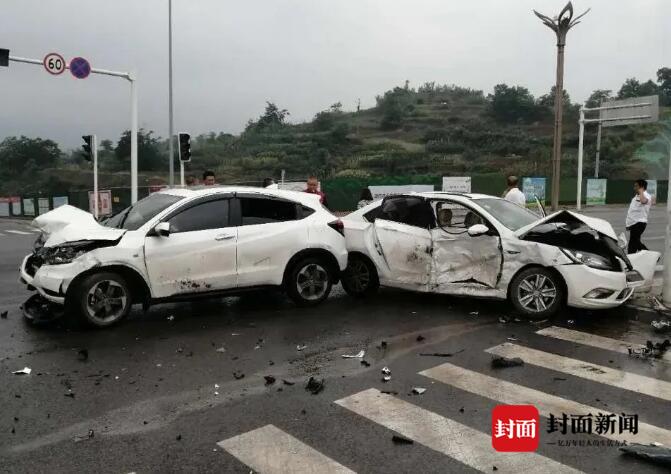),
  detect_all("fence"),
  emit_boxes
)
[0,177,667,217]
